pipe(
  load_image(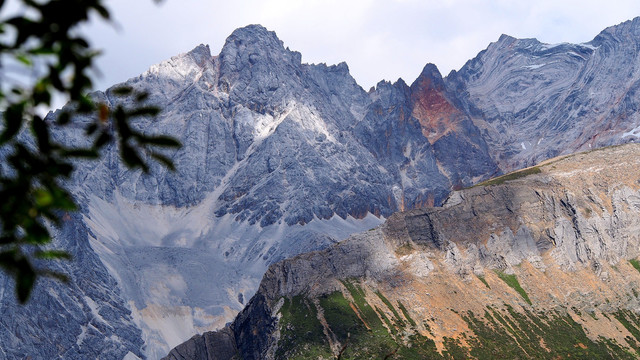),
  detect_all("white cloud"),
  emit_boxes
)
[83,0,640,91]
